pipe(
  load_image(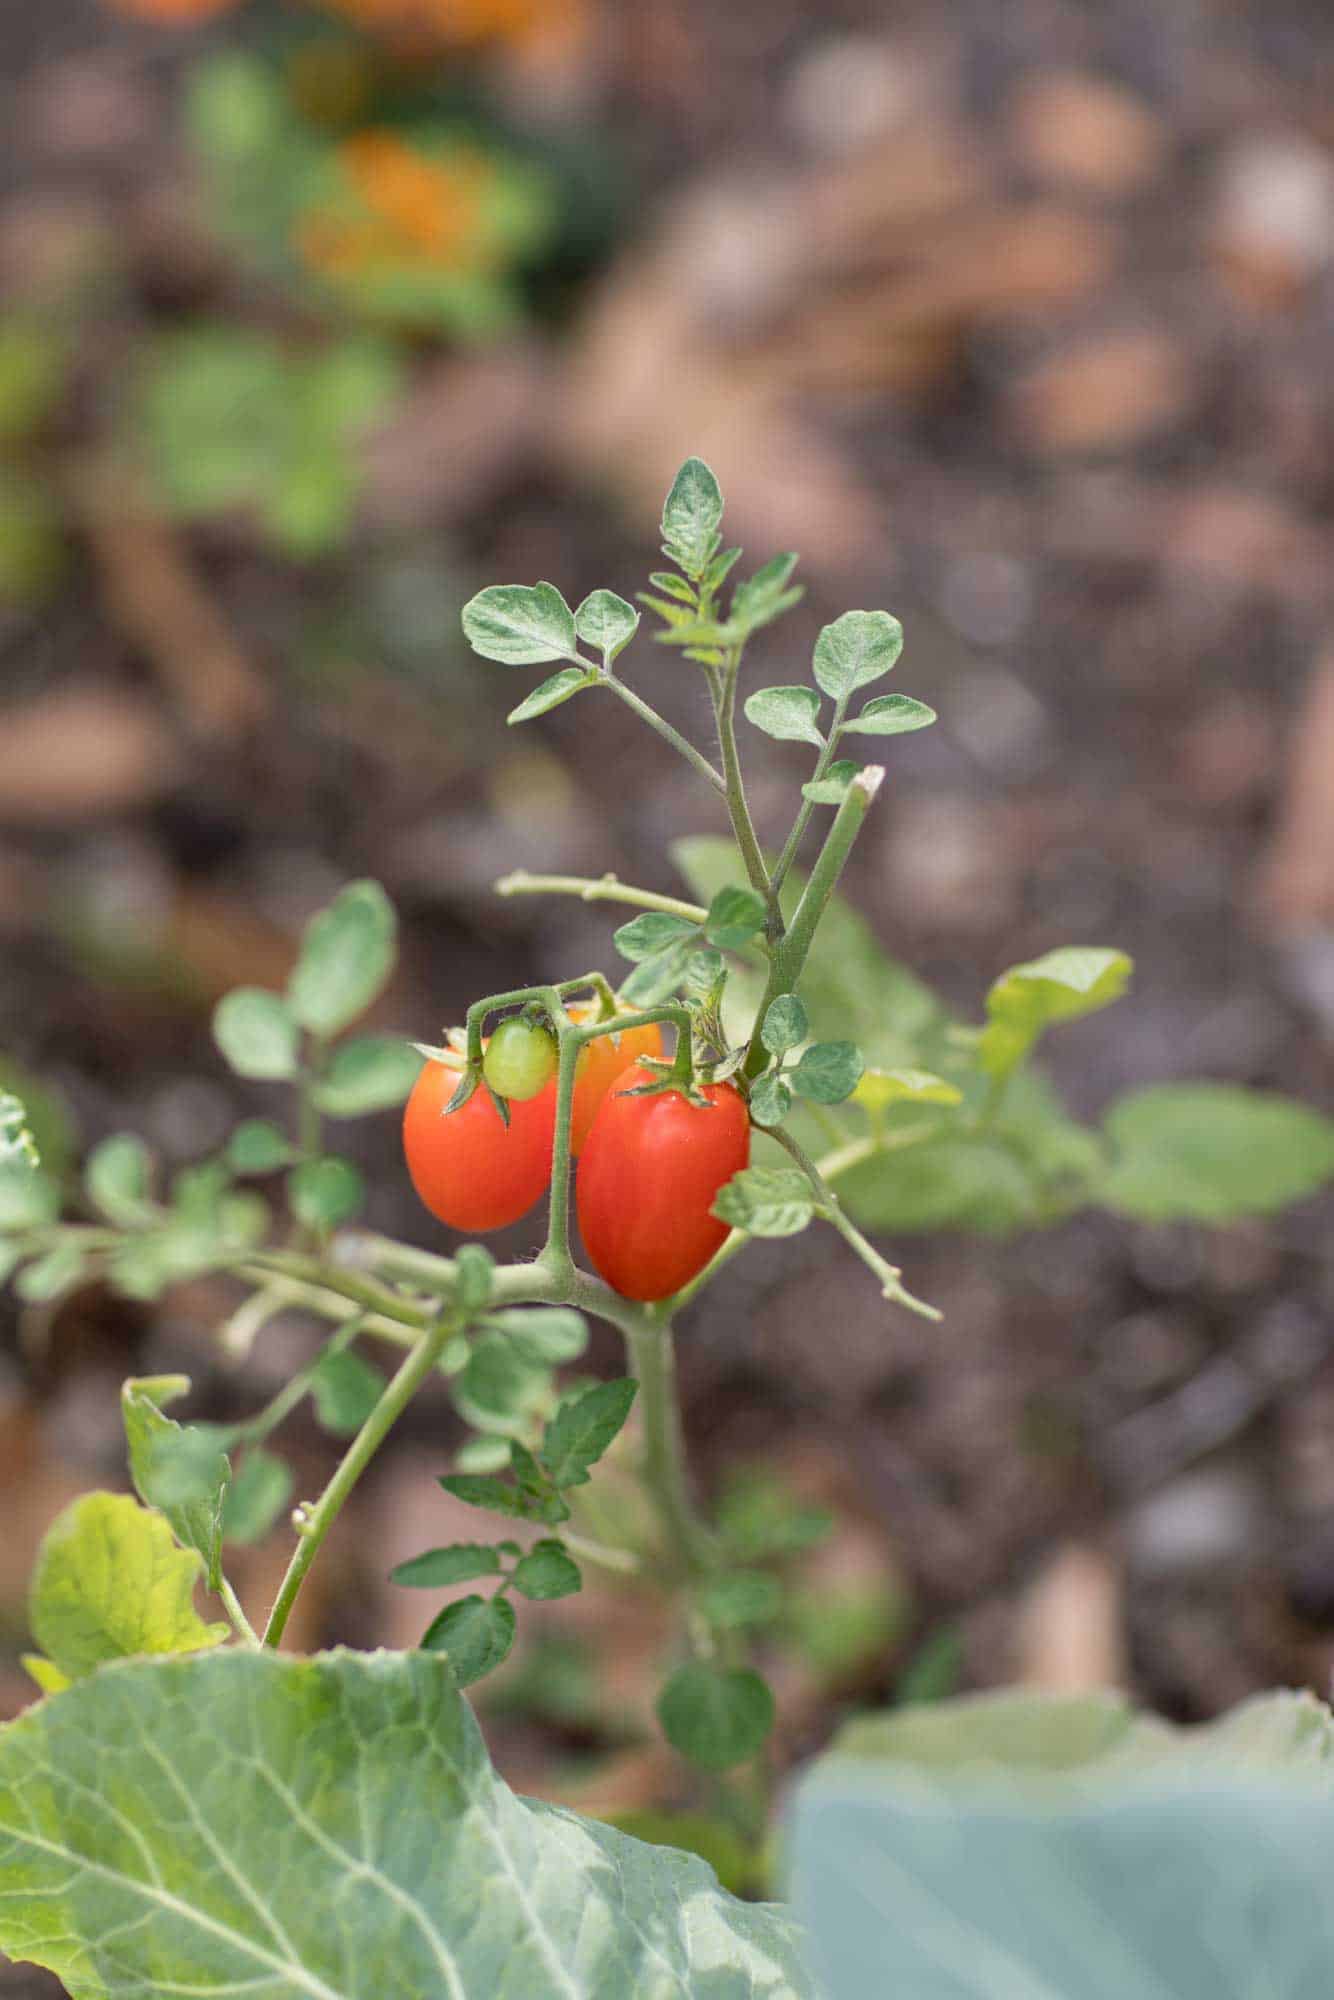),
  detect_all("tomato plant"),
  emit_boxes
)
[2,457,1334,1998]
[577,1066,749,1300]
